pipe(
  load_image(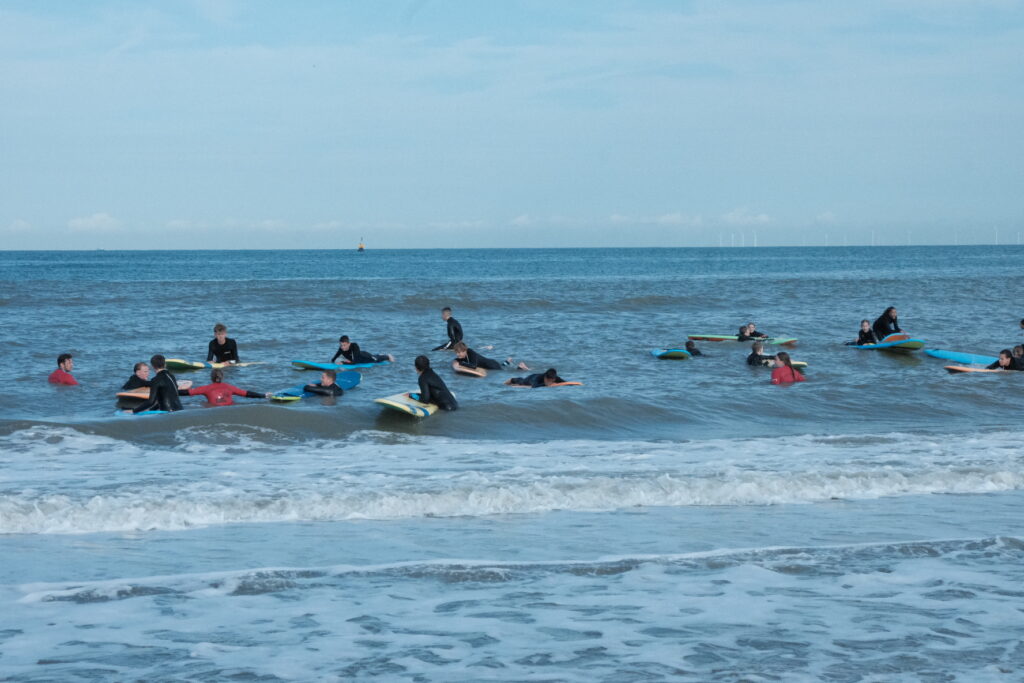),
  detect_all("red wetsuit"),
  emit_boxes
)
[187,382,261,406]
[48,368,78,385]
[770,366,805,385]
